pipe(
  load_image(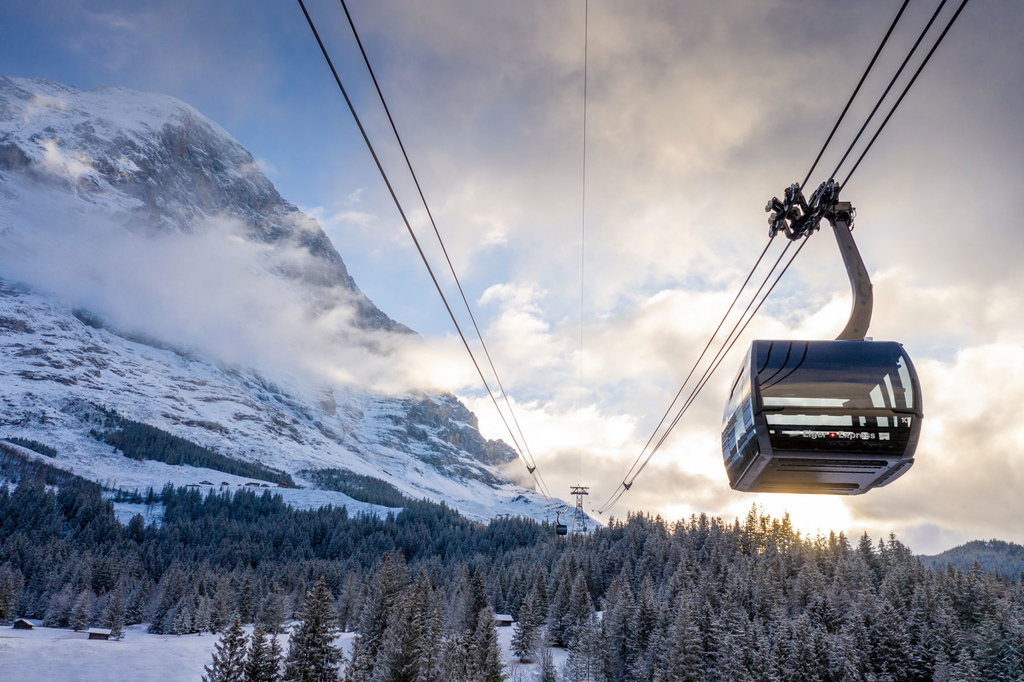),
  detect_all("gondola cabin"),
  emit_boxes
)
[555,523,568,536]
[722,339,922,494]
